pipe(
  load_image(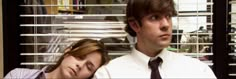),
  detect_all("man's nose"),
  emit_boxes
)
[160,17,171,31]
